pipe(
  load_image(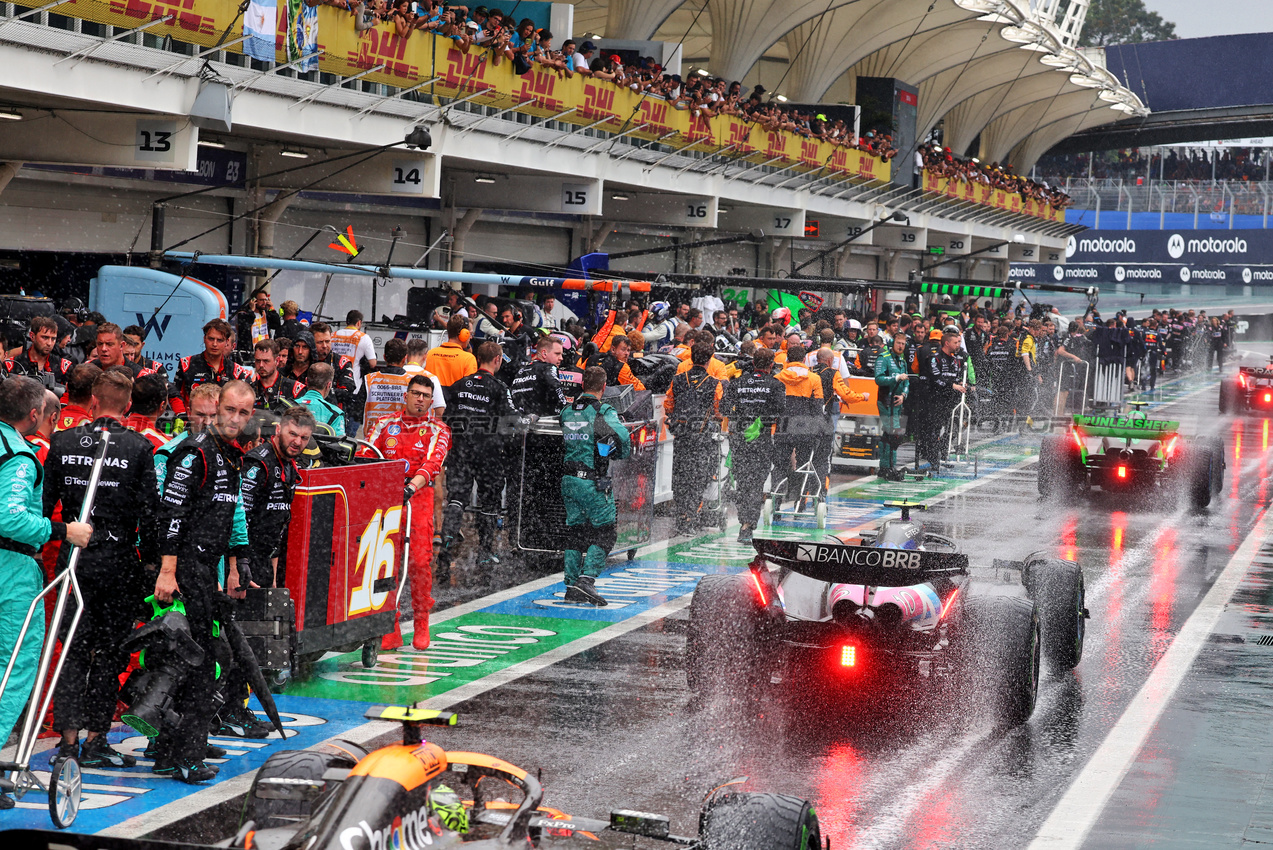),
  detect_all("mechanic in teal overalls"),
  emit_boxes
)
[0,378,92,805]
[560,366,631,607]
[874,331,911,481]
